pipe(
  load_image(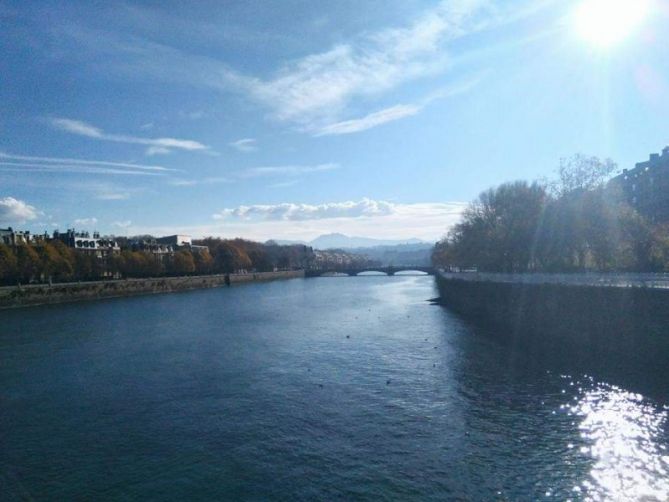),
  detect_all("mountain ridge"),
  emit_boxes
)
[270,232,430,250]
